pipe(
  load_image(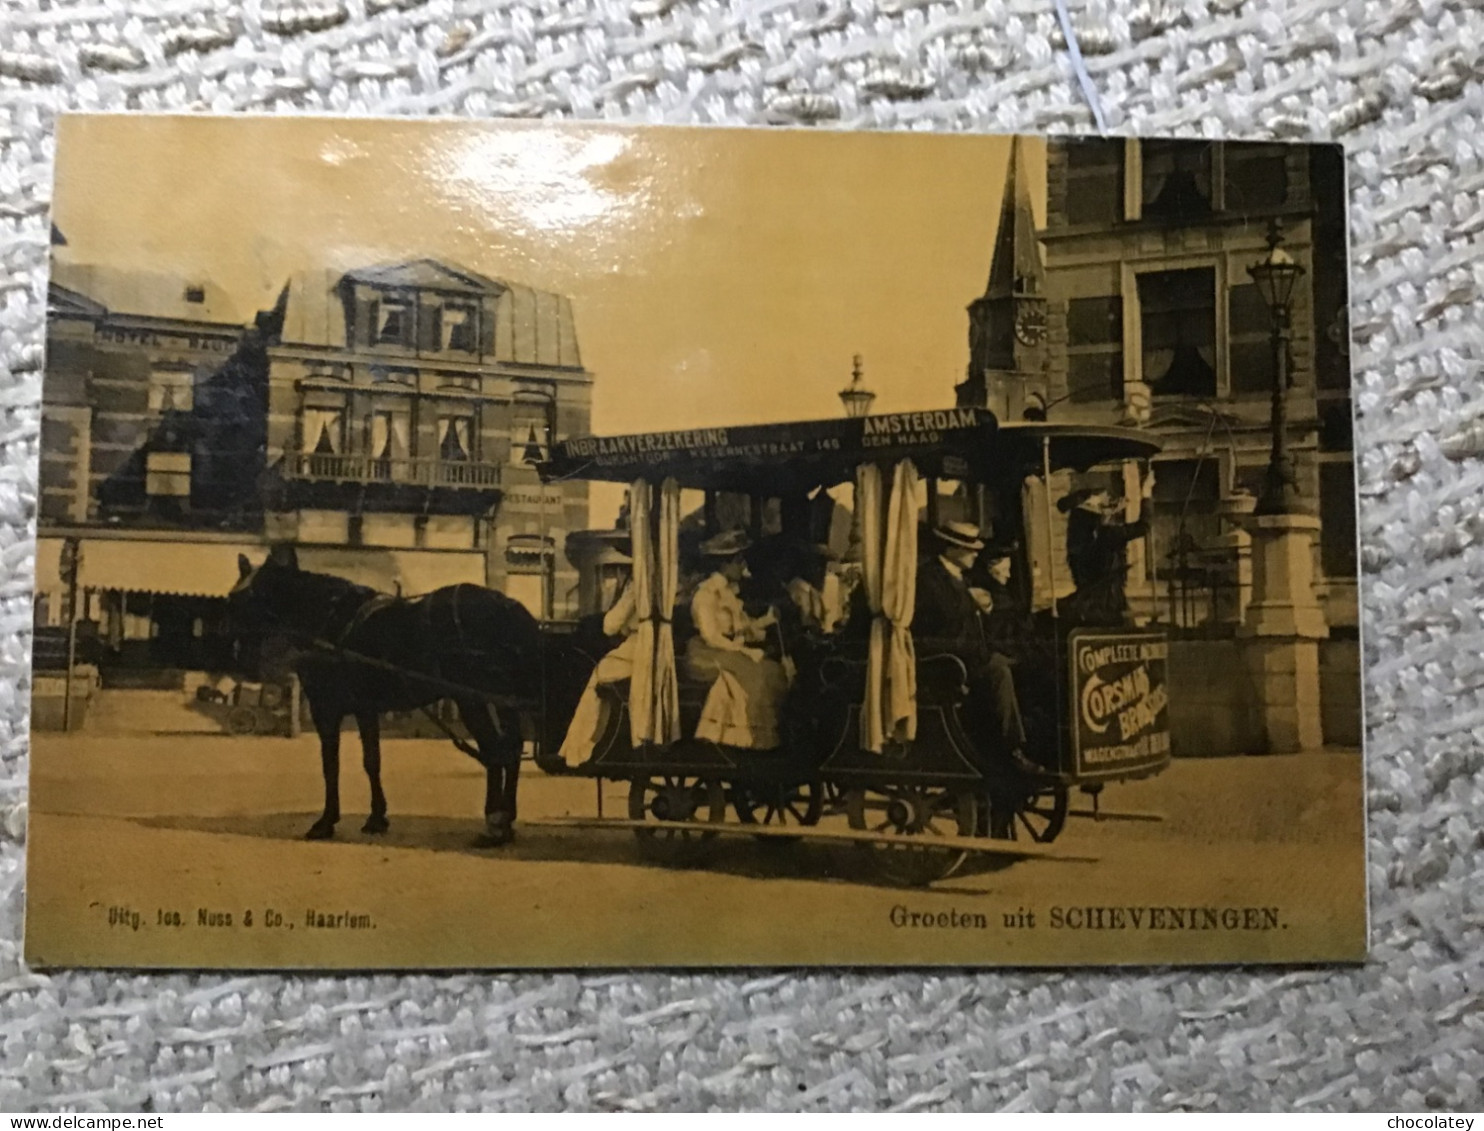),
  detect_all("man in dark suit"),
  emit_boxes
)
[914,522,1035,774]
[1060,470,1155,625]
